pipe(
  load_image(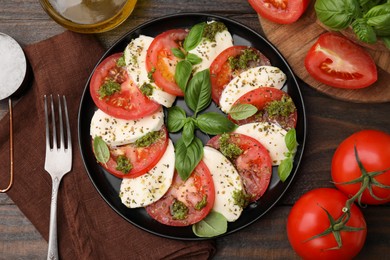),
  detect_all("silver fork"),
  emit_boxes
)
[44,95,72,260]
